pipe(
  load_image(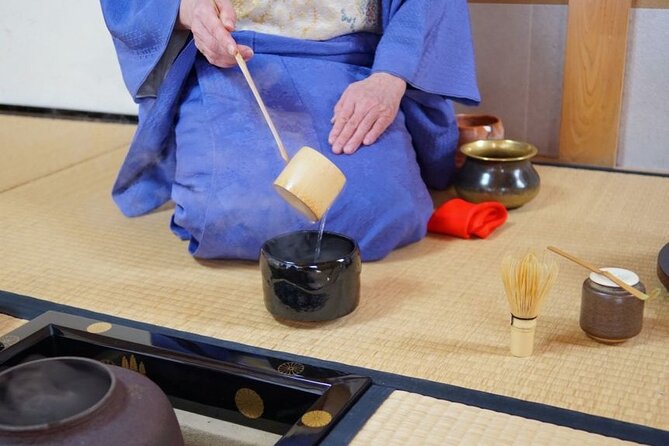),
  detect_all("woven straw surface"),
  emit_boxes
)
[0,117,667,430]
[351,391,643,445]
[0,115,135,193]
[0,314,25,336]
